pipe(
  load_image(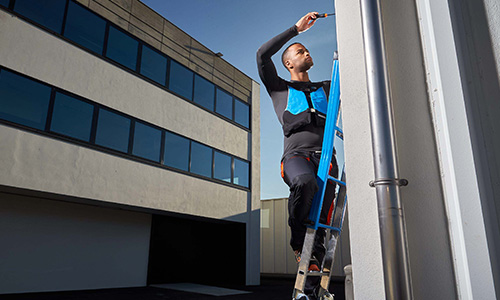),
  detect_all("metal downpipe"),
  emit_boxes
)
[359,0,413,299]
